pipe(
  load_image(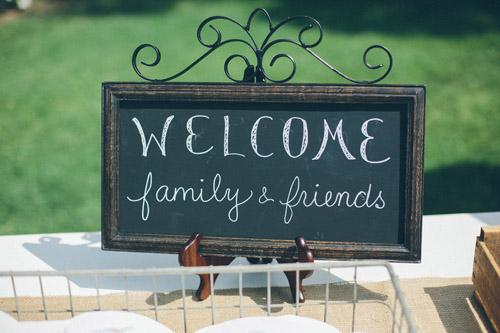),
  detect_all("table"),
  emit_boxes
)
[1,212,498,332]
